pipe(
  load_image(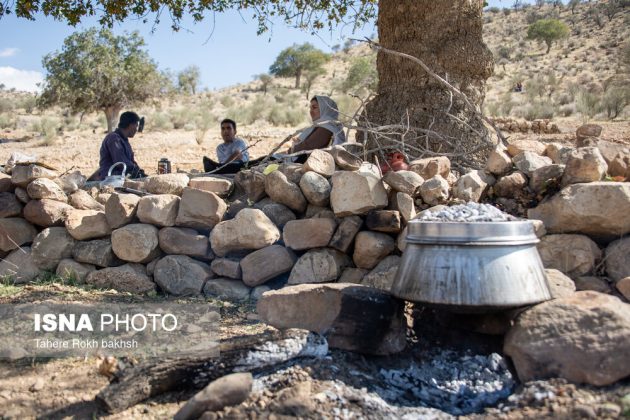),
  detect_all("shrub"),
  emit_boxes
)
[558,103,576,117]
[601,87,629,120]
[268,104,306,126]
[170,108,193,129]
[513,102,555,121]
[576,89,601,121]
[219,95,235,108]
[30,117,60,144]
[148,112,172,131]
[0,113,15,129]
[496,46,511,60]
[0,98,13,113]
